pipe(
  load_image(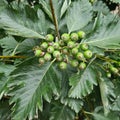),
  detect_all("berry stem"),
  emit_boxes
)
[49,0,60,40]
[96,55,118,63]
